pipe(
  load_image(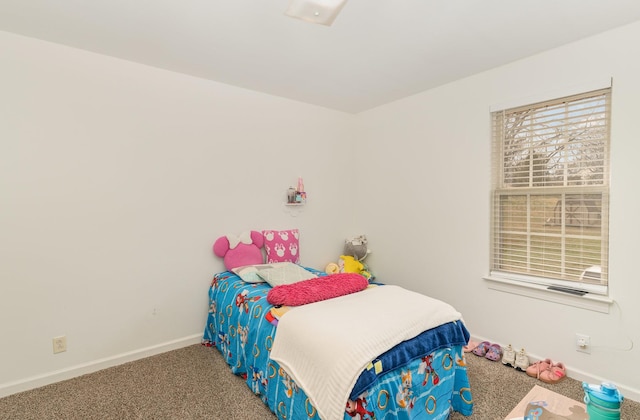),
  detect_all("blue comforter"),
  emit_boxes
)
[202,270,473,419]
